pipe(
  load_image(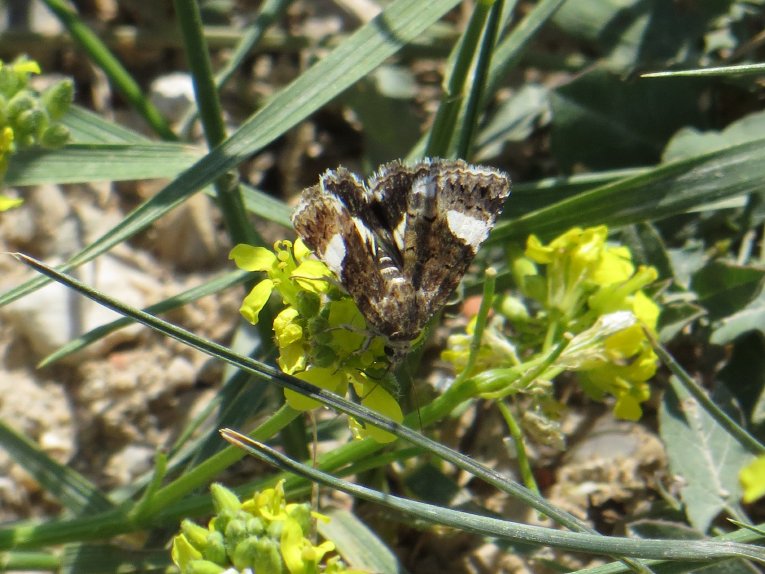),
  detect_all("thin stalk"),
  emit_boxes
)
[497,400,539,497]
[223,431,765,565]
[173,0,258,247]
